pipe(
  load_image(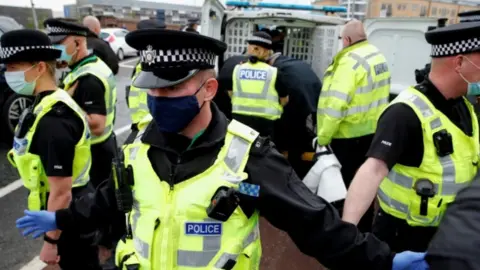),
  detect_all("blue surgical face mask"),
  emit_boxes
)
[147,83,205,133]
[53,42,76,64]
[5,65,38,96]
[460,56,480,96]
